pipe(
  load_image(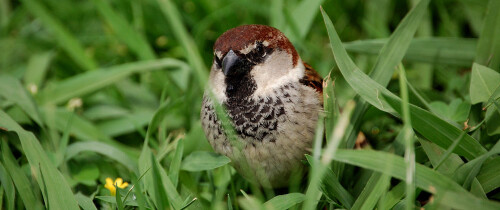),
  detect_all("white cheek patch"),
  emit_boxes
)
[251,50,304,98]
[208,64,227,102]
[215,51,223,59]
